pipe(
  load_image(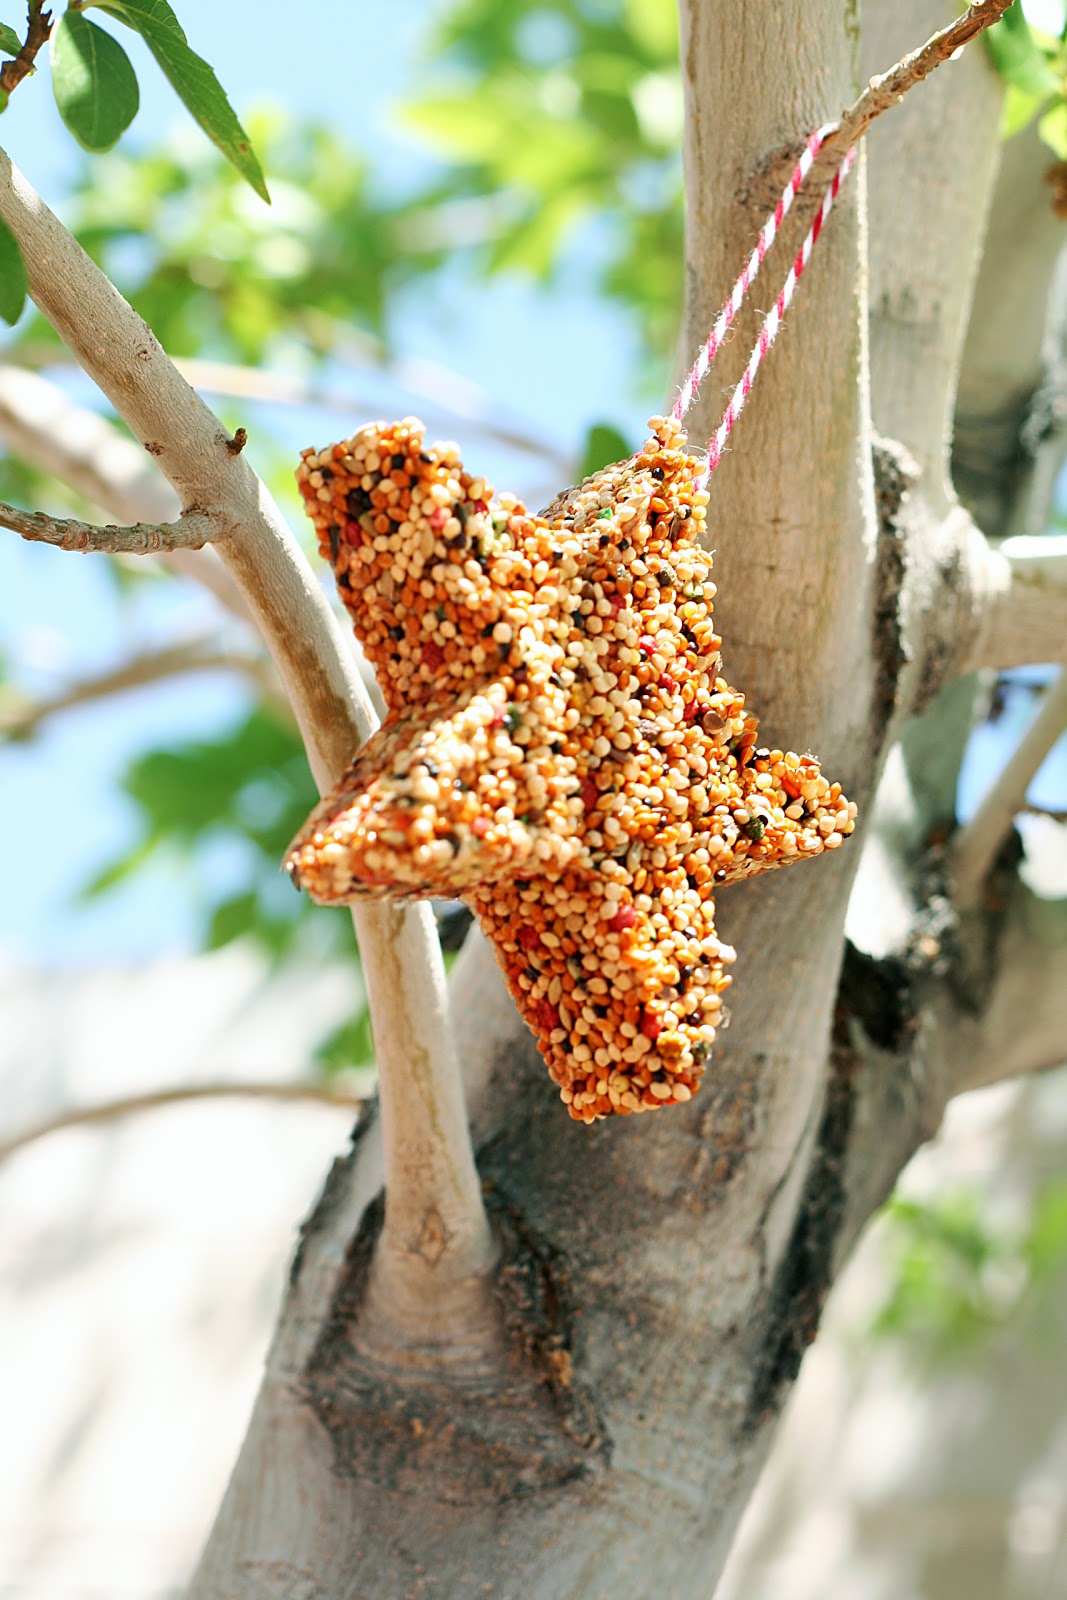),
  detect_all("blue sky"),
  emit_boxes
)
[0,0,1064,965]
